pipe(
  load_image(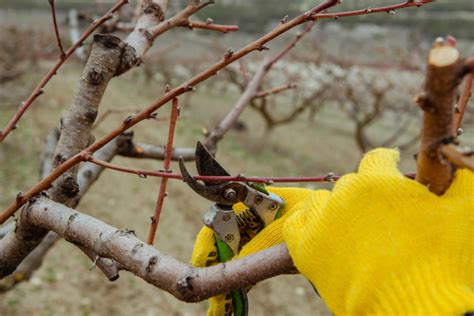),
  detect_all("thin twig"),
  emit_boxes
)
[239,60,249,83]
[265,20,318,71]
[453,72,473,133]
[0,0,128,142]
[147,99,180,245]
[86,156,342,183]
[312,0,434,20]
[93,108,167,130]
[48,0,65,58]
[184,20,239,33]
[254,84,297,99]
